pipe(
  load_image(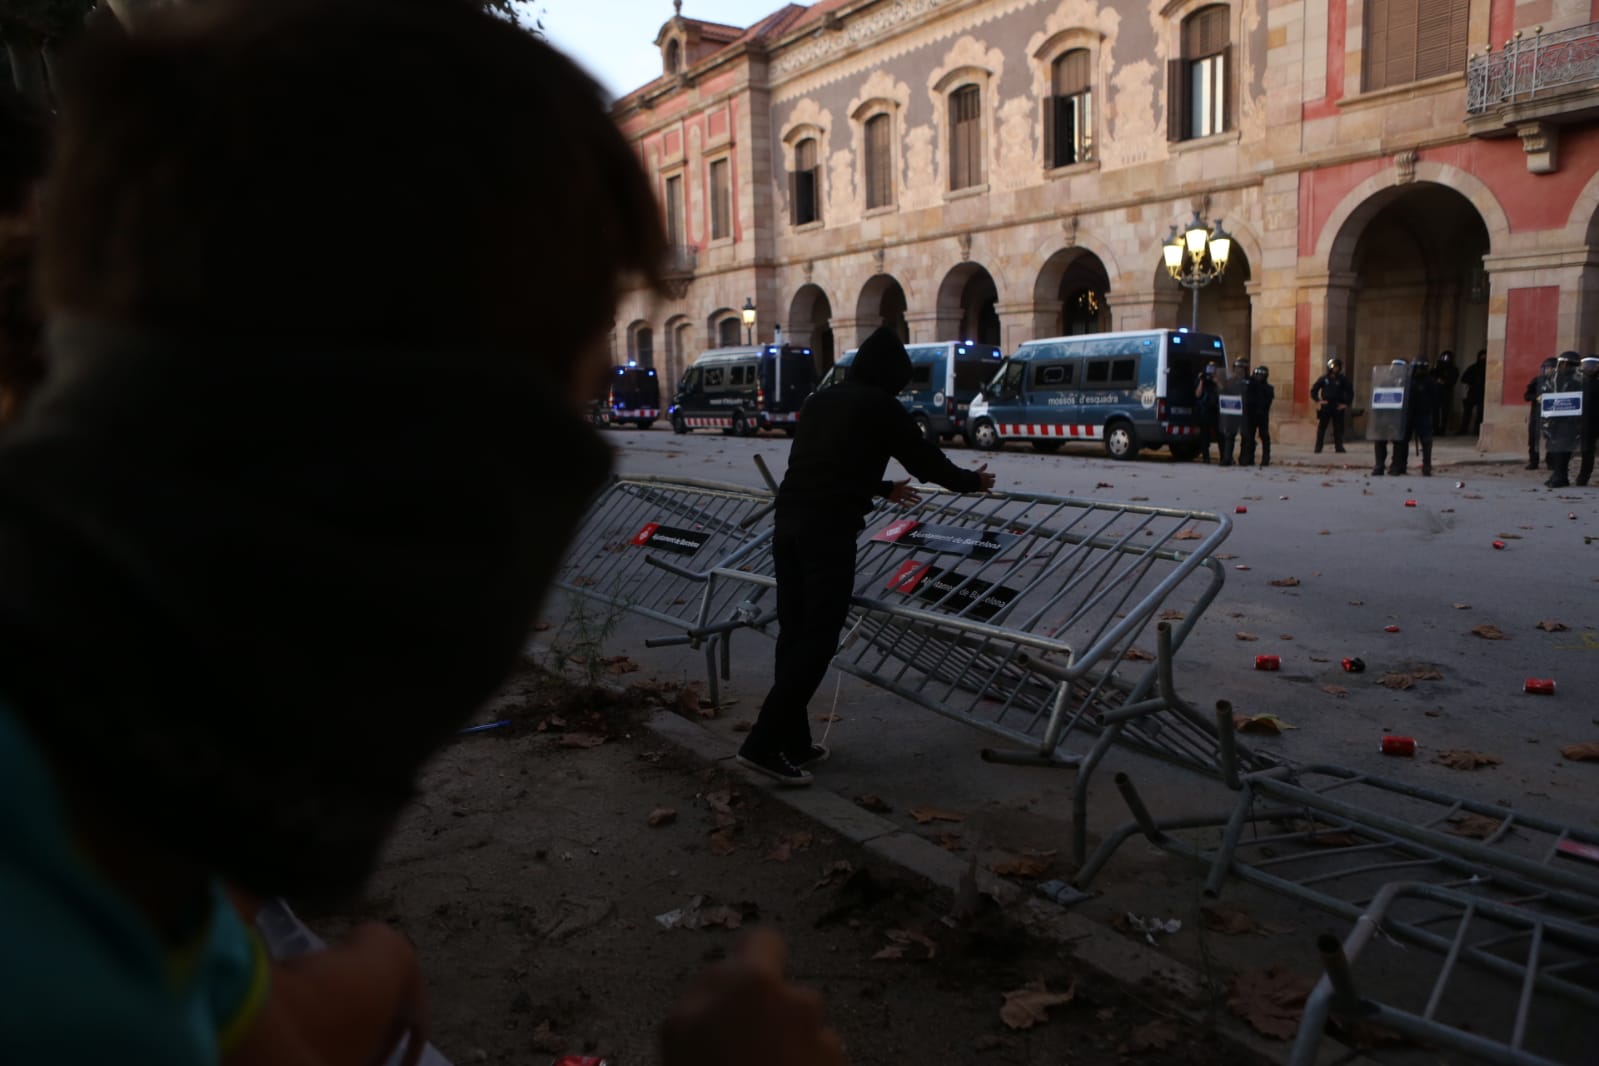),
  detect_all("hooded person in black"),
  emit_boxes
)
[738,327,995,785]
